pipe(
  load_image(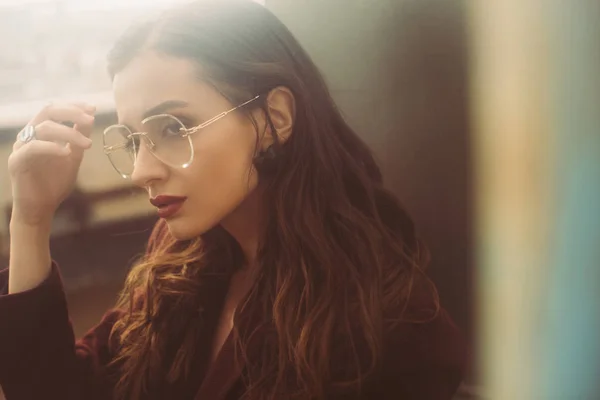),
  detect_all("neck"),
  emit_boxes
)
[220,186,264,268]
